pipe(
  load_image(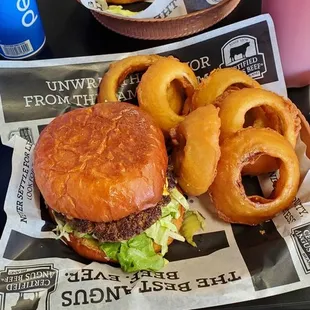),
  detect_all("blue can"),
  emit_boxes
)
[0,0,46,60]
